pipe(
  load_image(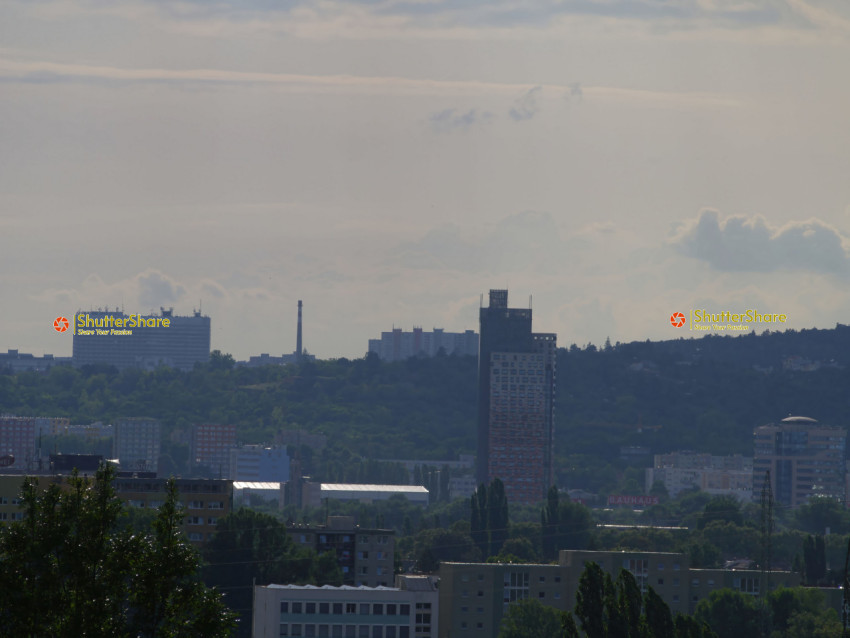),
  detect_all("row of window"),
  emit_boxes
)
[281,602,411,616]
[280,625,410,638]
[0,512,24,521]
